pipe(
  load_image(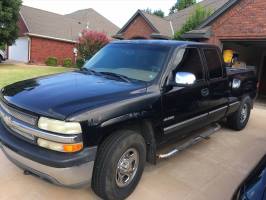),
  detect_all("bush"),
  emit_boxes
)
[63,58,73,67]
[77,30,110,60]
[76,58,85,68]
[45,57,58,66]
[174,5,212,40]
